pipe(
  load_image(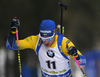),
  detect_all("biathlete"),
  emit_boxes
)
[6,18,86,77]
